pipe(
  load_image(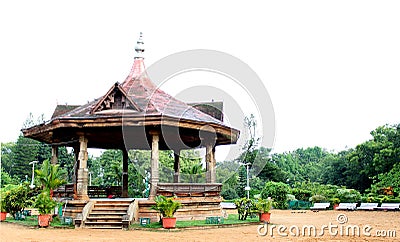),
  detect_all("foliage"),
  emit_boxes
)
[234,197,256,220]
[221,187,239,200]
[261,181,290,209]
[272,146,331,185]
[35,159,67,191]
[310,195,327,203]
[336,188,362,203]
[179,150,204,183]
[151,195,182,218]
[368,162,400,196]
[34,190,57,215]
[330,197,340,204]
[345,124,400,192]
[1,167,18,187]
[237,166,247,198]
[290,188,313,201]
[2,184,30,218]
[255,197,273,213]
